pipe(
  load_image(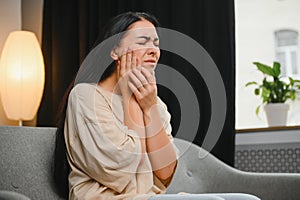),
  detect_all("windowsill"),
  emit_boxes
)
[236,126,300,145]
[236,125,300,133]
